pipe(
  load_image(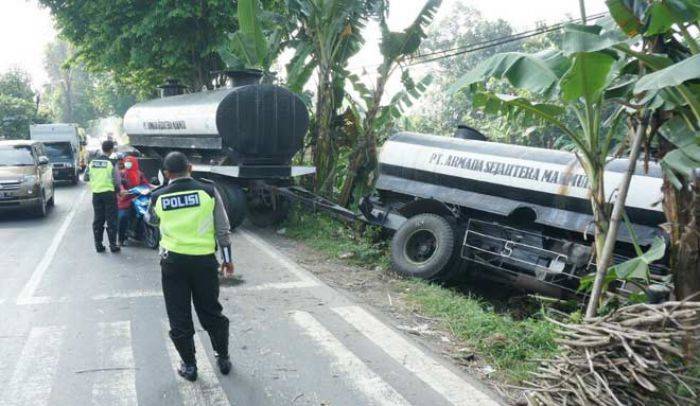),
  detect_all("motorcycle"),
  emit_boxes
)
[125,185,160,249]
